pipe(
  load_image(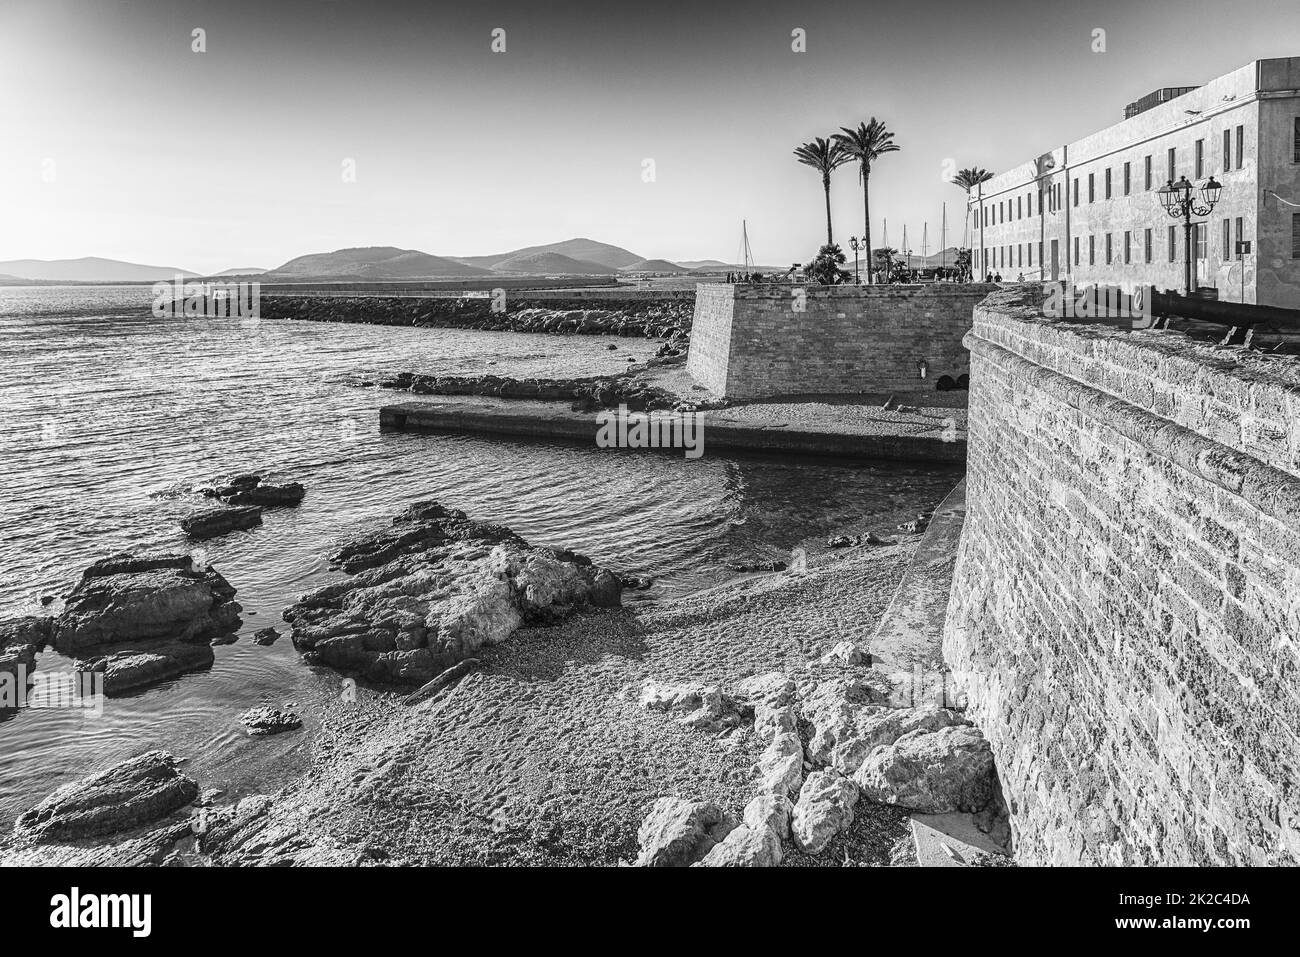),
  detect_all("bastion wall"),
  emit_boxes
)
[945,285,1300,865]
[686,283,997,399]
